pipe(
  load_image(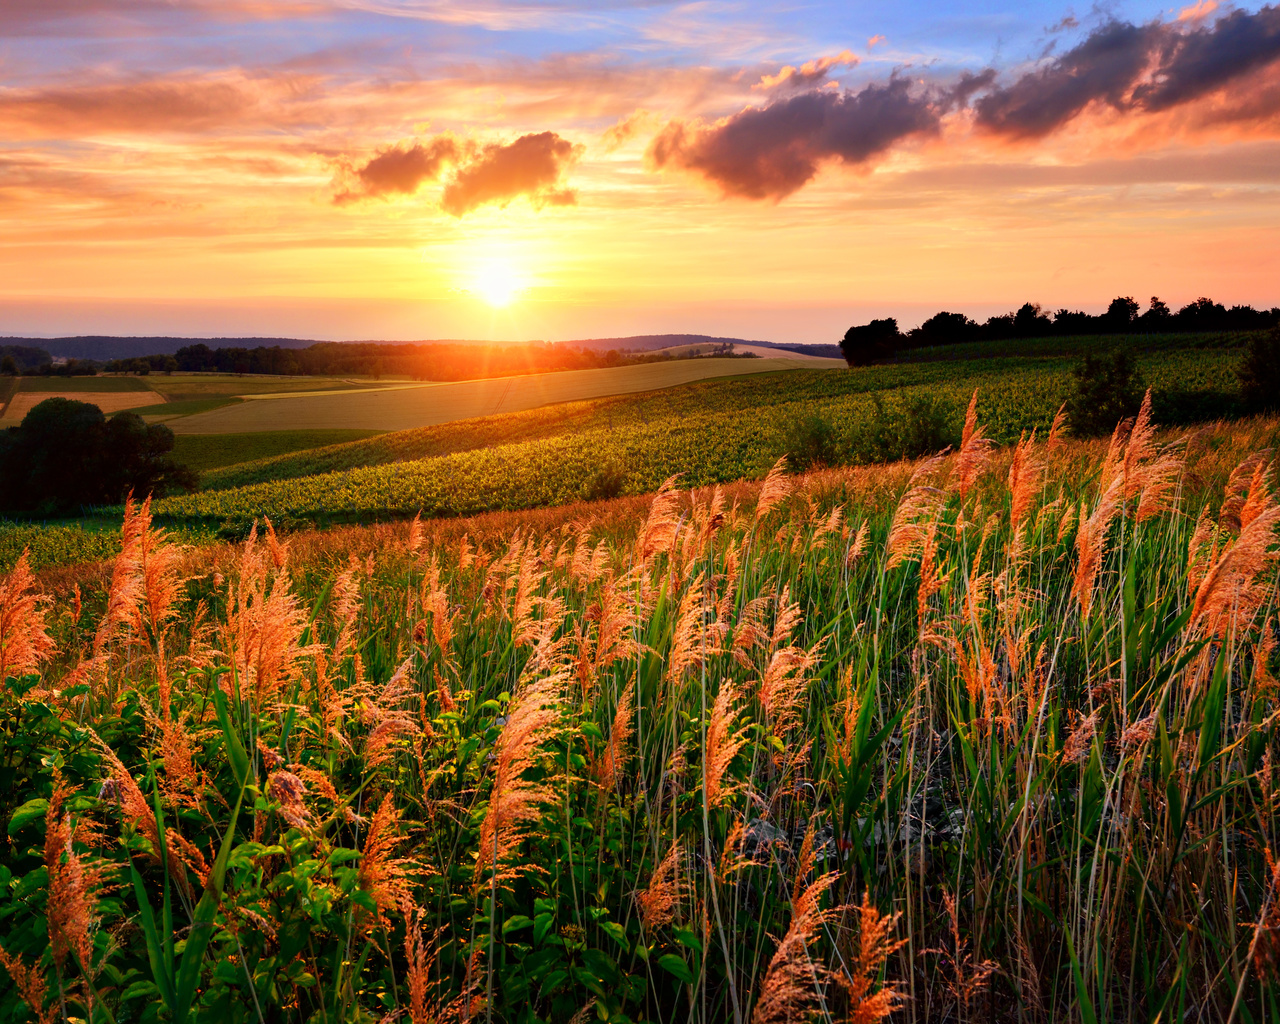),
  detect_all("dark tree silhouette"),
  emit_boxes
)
[0,398,197,514]
[840,318,900,366]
